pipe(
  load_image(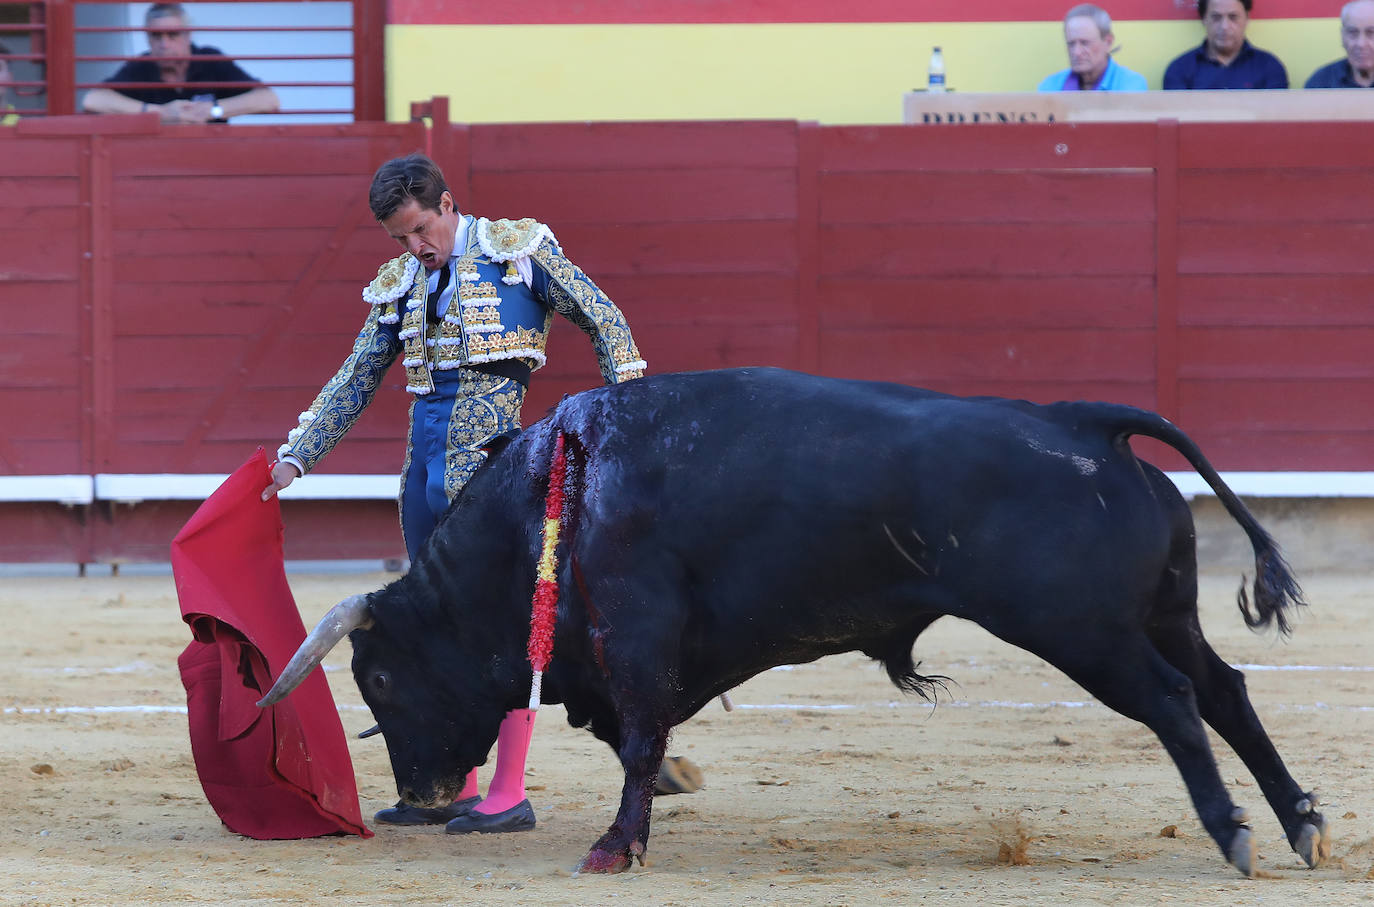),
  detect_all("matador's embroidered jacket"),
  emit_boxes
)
[277,217,646,473]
